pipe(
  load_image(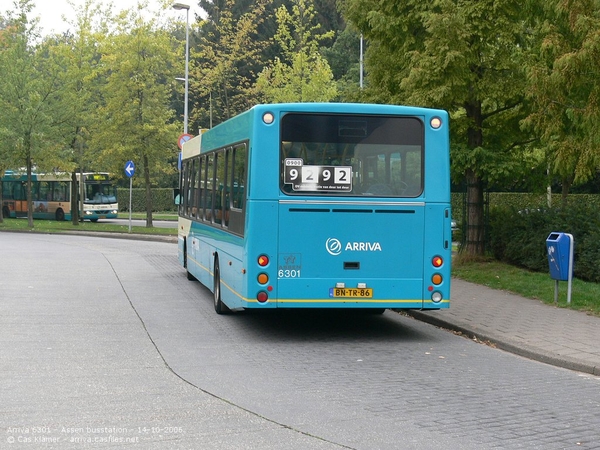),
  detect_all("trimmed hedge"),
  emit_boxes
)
[451,192,600,222]
[119,188,178,212]
[489,203,600,282]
